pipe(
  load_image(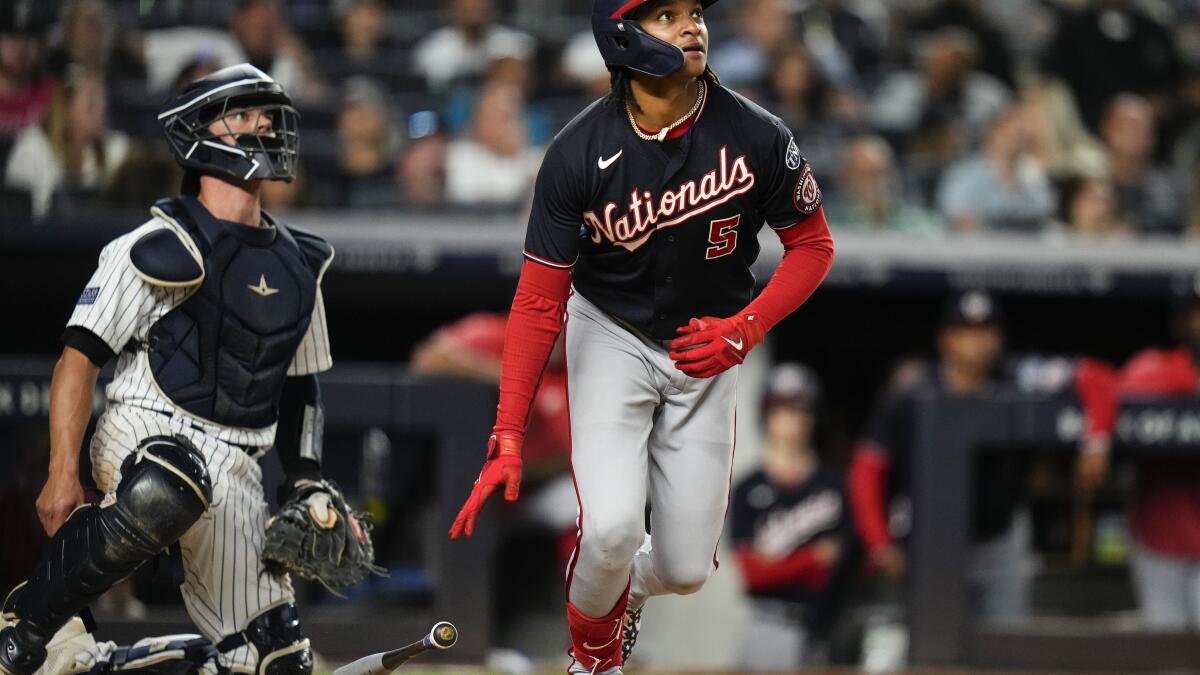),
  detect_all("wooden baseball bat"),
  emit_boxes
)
[331,622,458,675]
